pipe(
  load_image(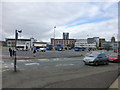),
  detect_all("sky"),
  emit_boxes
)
[1,1,118,42]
